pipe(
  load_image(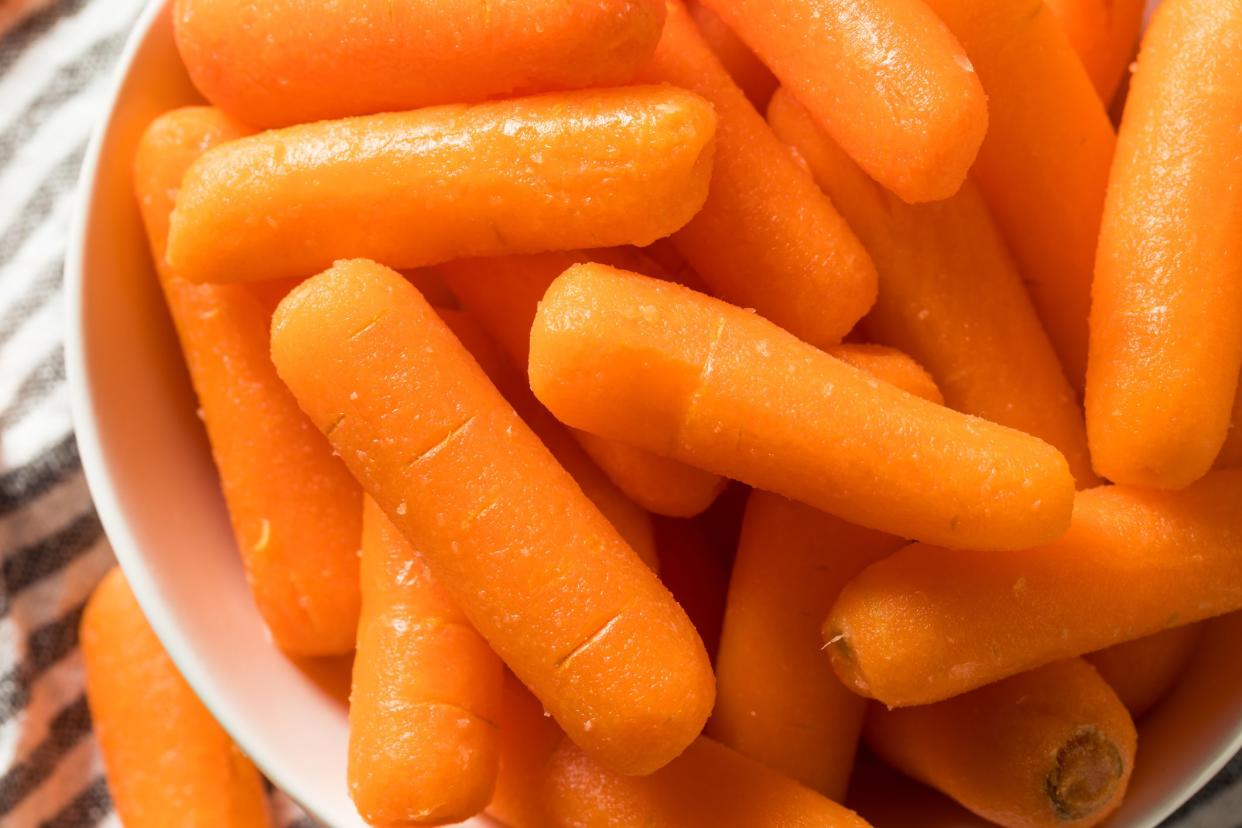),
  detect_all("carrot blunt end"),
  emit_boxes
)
[1045,728,1125,821]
